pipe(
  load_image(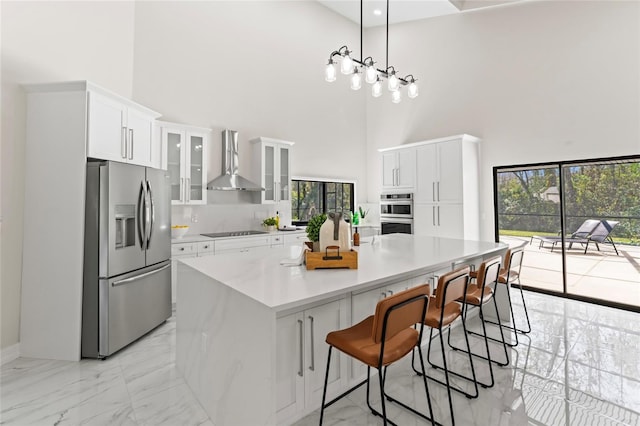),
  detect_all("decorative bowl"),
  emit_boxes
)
[171,225,189,239]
